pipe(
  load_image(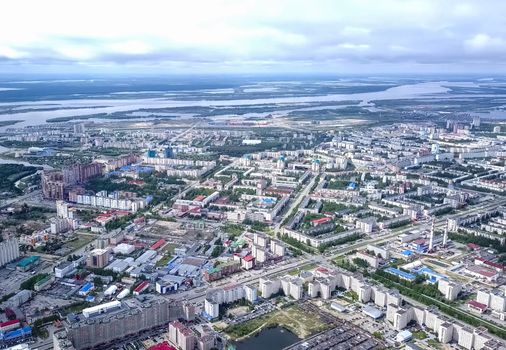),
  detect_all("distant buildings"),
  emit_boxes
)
[42,155,138,200]
[42,162,102,200]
